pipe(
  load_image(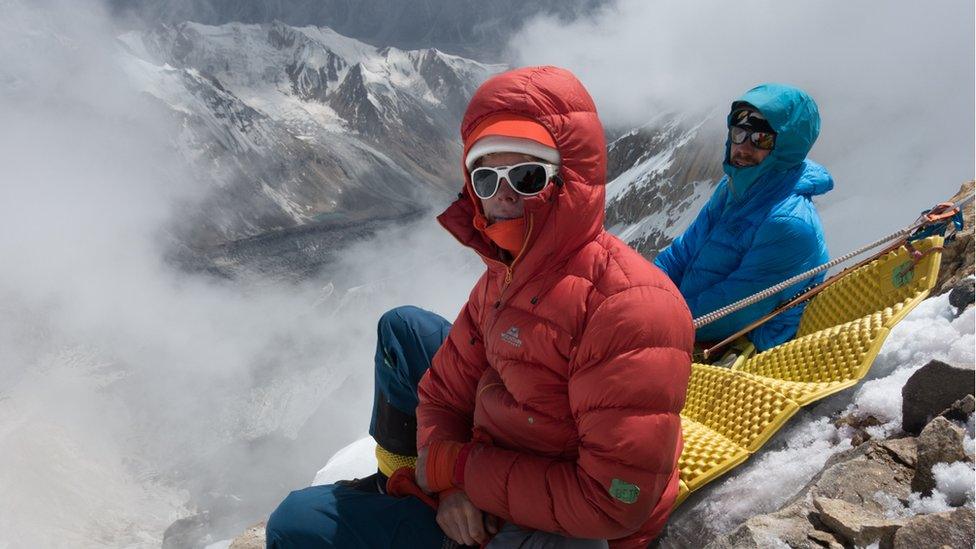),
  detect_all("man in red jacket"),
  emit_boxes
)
[267,66,693,548]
